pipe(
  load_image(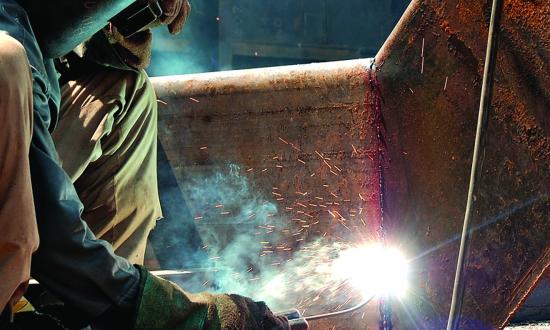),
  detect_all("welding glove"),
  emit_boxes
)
[134,266,289,330]
[154,0,192,35]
